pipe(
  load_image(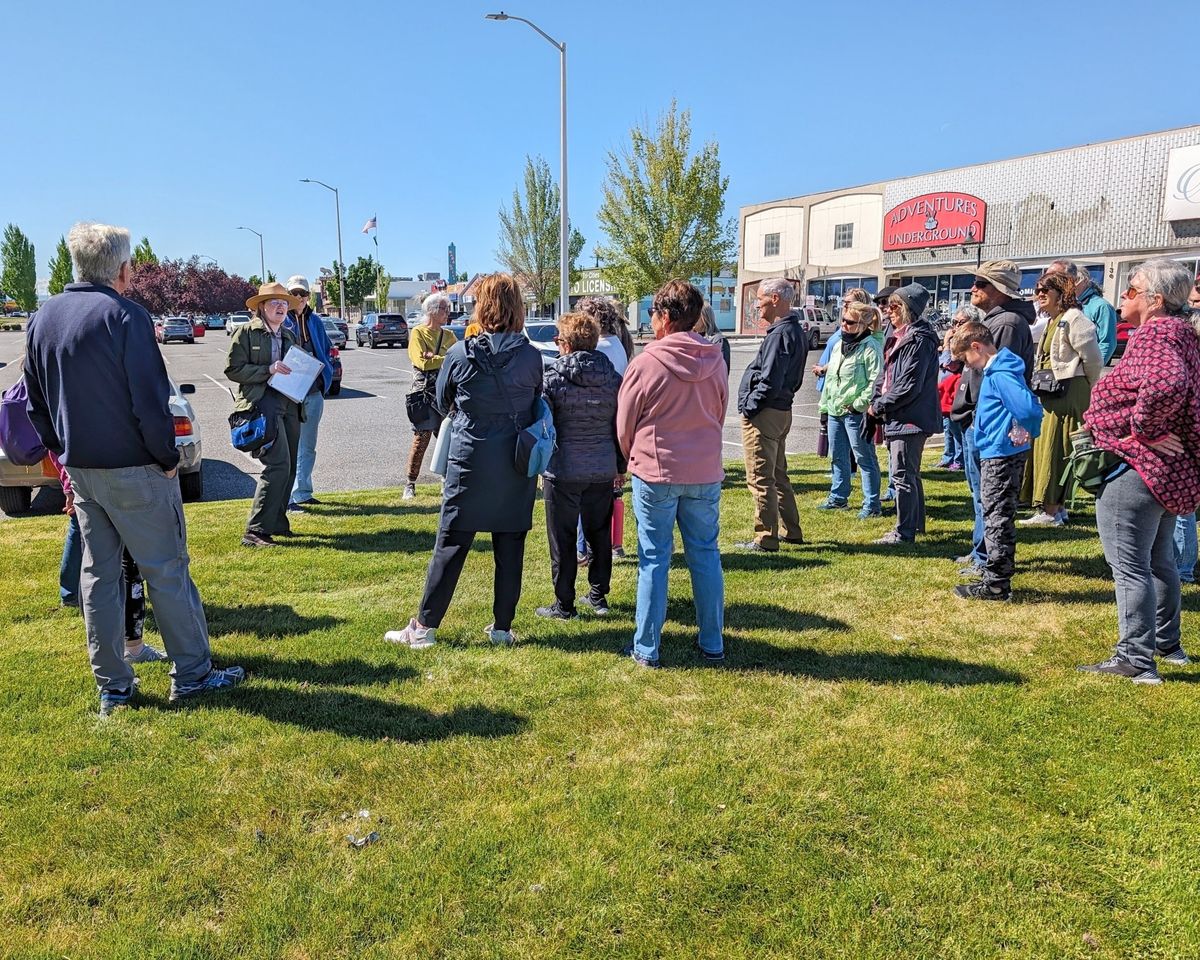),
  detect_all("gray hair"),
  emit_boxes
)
[697,303,719,337]
[68,222,131,285]
[759,278,795,303]
[1131,258,1194,314]
[1049,258,1078,279]
[421,292,451,317]
[953,304,986,324]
